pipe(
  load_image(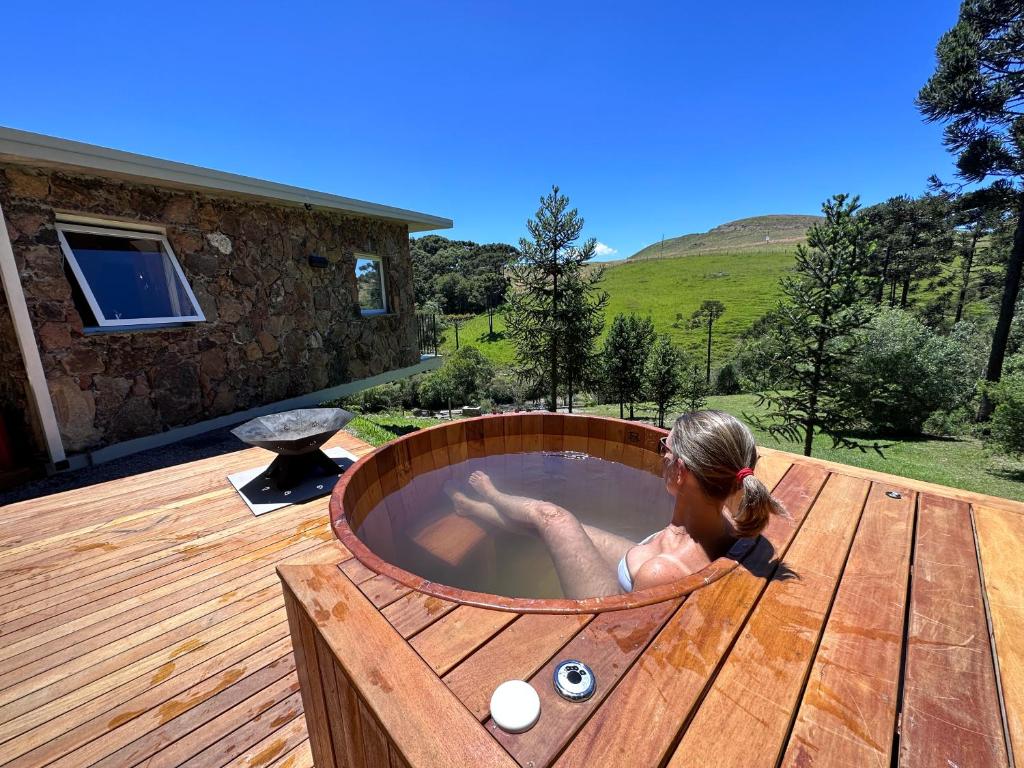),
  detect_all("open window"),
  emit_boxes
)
[55,222,205,328]
[355,254,387,315]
